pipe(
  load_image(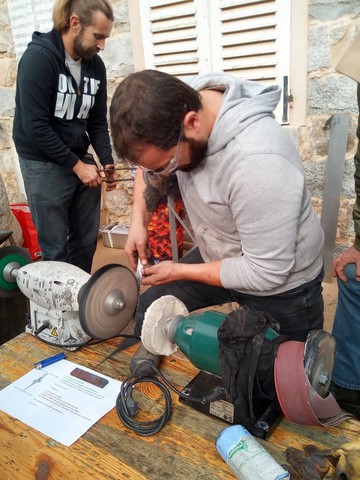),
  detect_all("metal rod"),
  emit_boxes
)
[167,194,178,261]
[321,113,350,283]
[101,178,134,182]
[167,201,196,245]
[97,167,132,172]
